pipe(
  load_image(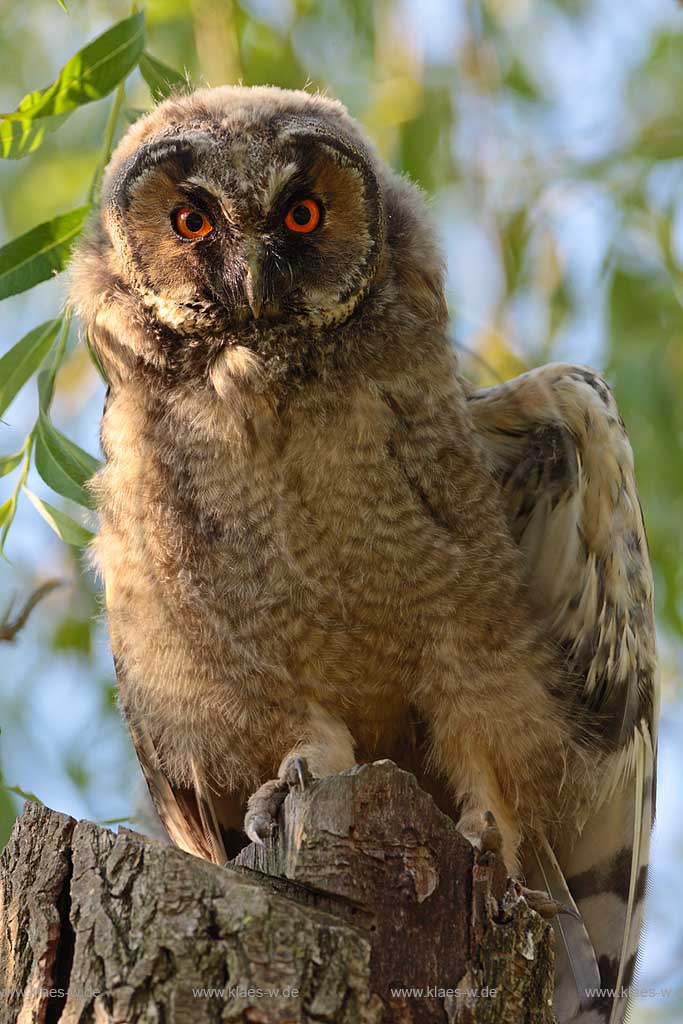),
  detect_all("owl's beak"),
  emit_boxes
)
[243,245,263,320]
